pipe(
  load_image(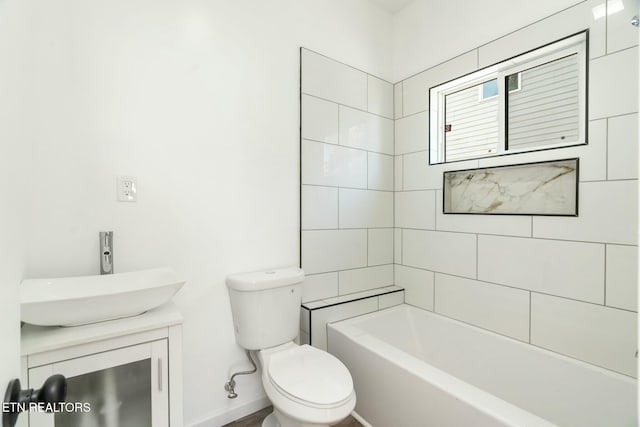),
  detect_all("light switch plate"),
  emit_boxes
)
[117,176,137,202]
